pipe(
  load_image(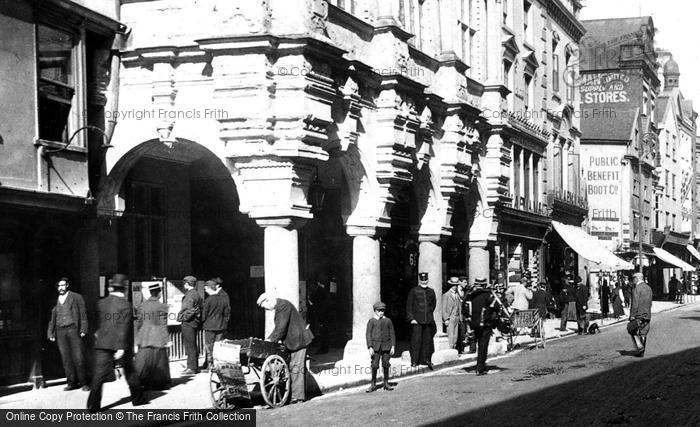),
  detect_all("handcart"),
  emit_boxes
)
[501,308,546,351]
[209,337,291,410]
